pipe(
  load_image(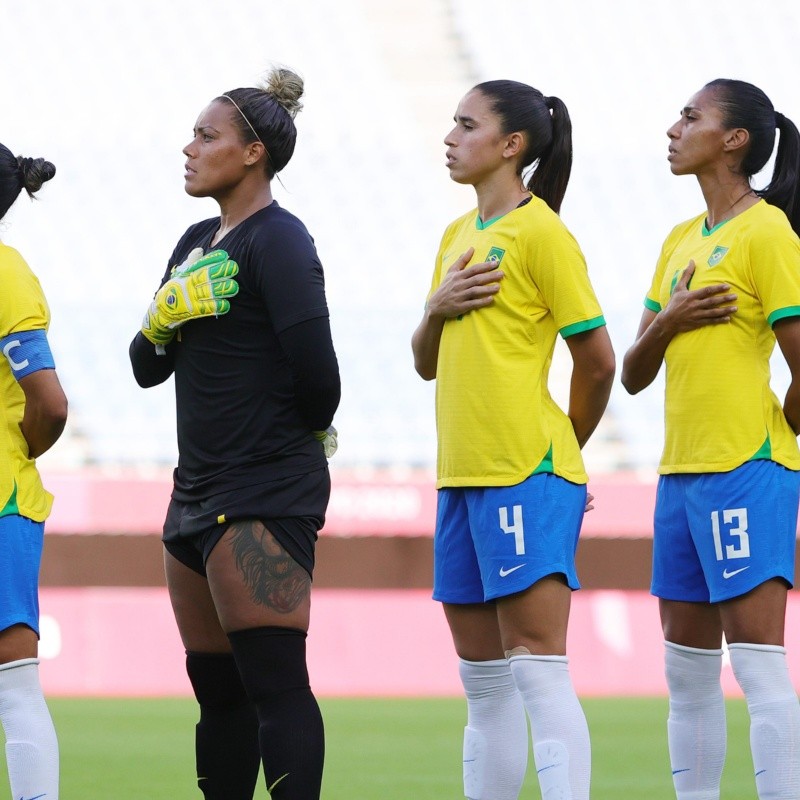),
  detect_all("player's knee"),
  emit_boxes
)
[228,626,310,703]
[185,651,249,709]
